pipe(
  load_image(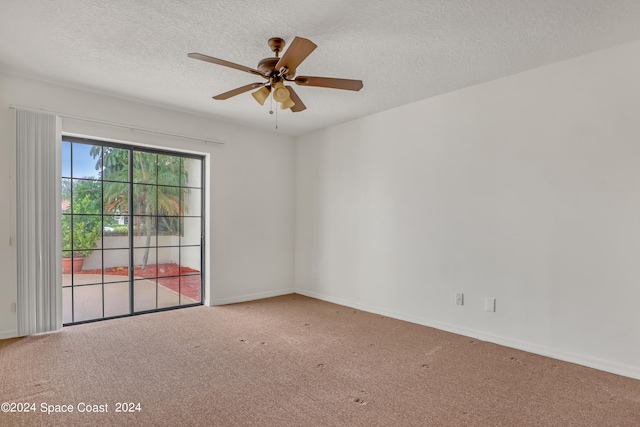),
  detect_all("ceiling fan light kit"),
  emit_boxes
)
[188,36,363,114]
